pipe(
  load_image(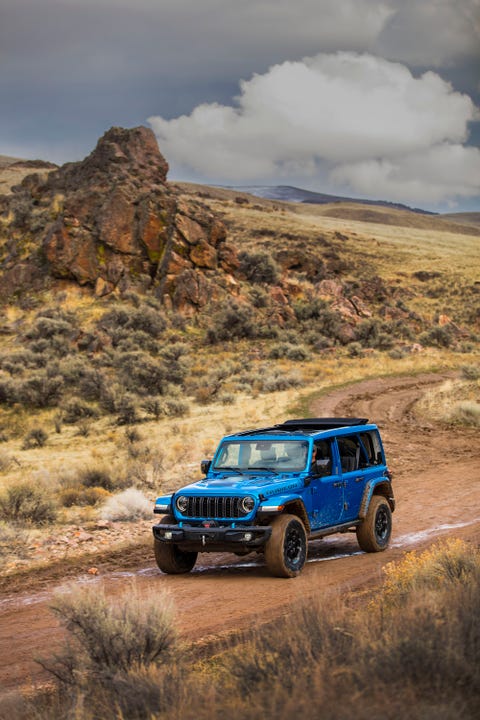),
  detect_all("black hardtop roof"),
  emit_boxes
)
[236,417,369,437]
